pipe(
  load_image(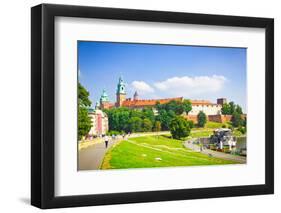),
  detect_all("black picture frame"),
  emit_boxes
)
[31,3,274,209]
